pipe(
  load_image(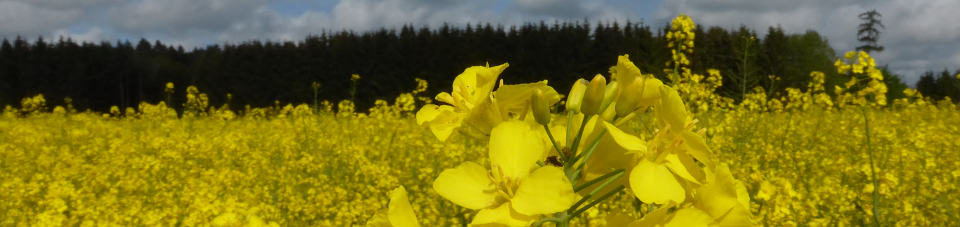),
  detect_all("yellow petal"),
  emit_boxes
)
[416,104,454,125]
[415,104,462,141]
[629,159,685,204]
[494,81,561,116]
[657,86,687,129]
[453,64,508,106]
[616,80,643,116]
[614,54,643,88]
[365,211,391,227]
[387,186,420,227]
[511,166,580,215]
[604,213,637,227]
[433,162,499,210]
[580,122,638,189]
[471,202,536,227]
[664,207,712,227]
[489,120,547,180]
[435,92,456,106]
[635,78,663,108]
[366,210,391,227]
[663,153,703,185]
[464,96,502,135]
[602,121,647,152]
[415,104,441,125]
[713,203,754,227]
[632,204,671,227]
[476,63,509,96]
[681,131,716,168]
[736,181,750,211]
[694,165,752,224]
